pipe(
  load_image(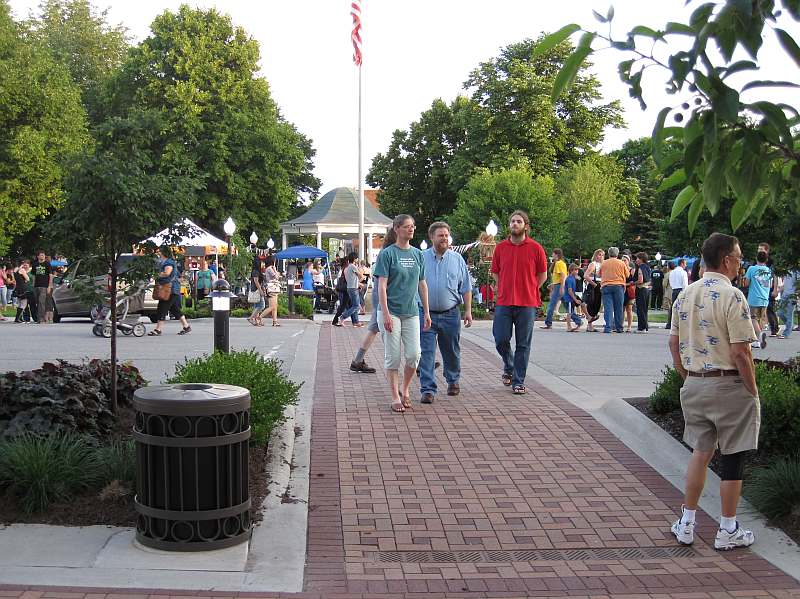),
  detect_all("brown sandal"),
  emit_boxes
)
[391,401,405,413]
